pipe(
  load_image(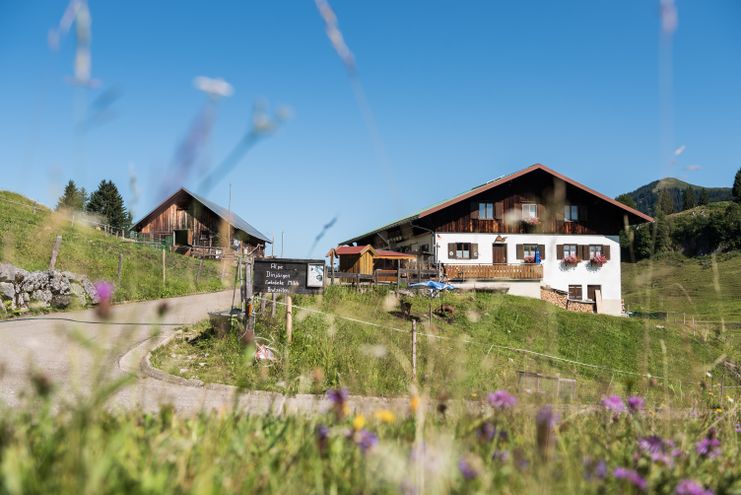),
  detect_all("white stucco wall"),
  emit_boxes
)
[433,233,622,315]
